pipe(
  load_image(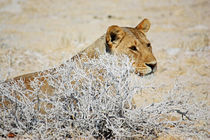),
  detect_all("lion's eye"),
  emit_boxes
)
[147,43,151,47]
[130,46,138,51]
